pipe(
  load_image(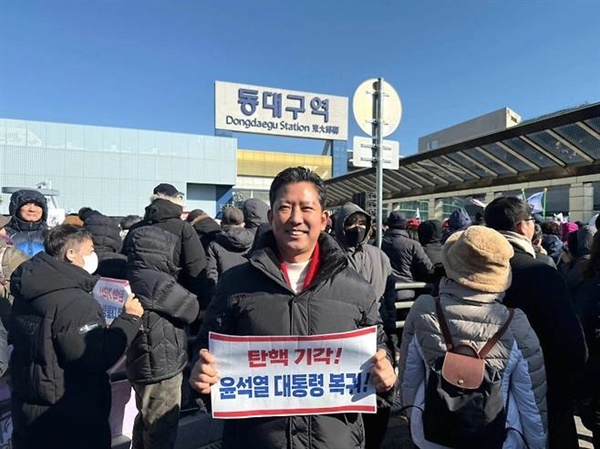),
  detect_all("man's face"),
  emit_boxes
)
[19,203,43,222]
[517,215,536,241]
[66,238,95,268]
[268,181,329,263]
